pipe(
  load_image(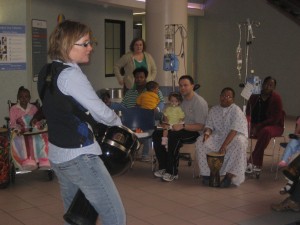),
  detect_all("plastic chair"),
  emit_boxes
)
[179,138,199,178]
[248,111,286,179]
[179,140,196,167]
[122,107,155,163]
[122,107,155,132]
[5,100,54,182]
[268,134,286,180]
